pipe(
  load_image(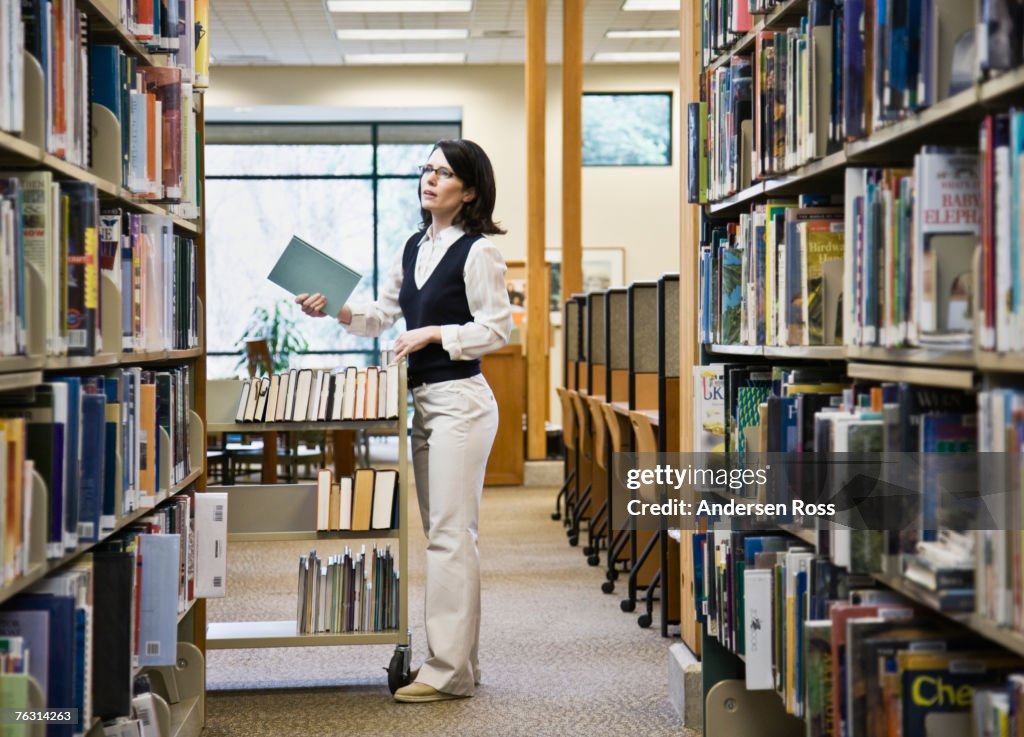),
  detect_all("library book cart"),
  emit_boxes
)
[203,362,413,693]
